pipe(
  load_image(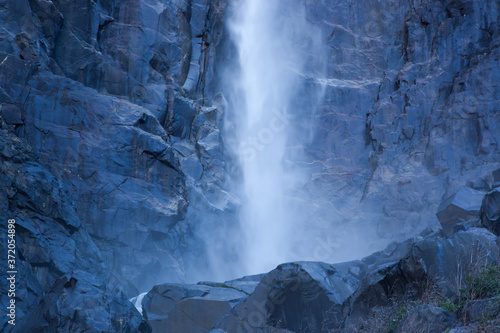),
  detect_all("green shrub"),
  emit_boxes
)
[460,265,500,301]
[436,298,458,313]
